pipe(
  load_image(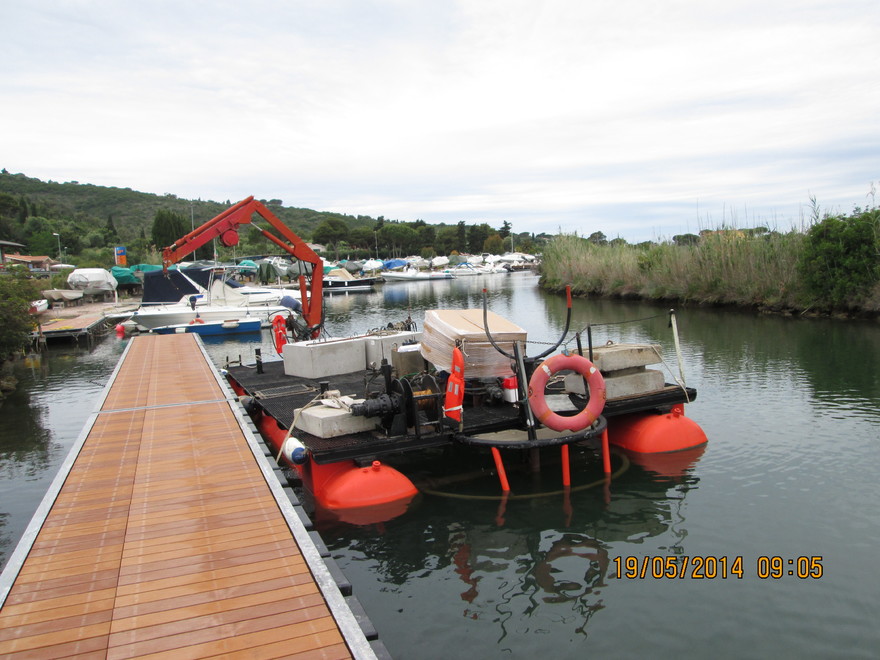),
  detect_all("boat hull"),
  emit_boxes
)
[131,304,288,329]
[152,318,262,335]
[382,271,455,281]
